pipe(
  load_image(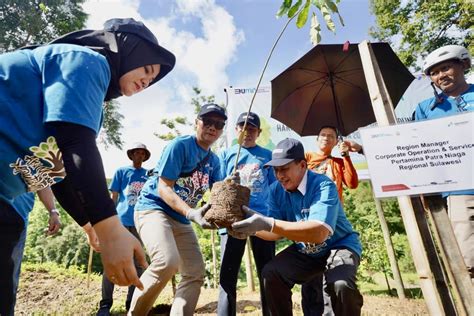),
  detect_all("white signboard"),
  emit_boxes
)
[225,86,369,179]
[360,112,474,198]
